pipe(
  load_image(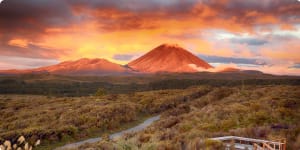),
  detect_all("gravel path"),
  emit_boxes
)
[54,115,160,150]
